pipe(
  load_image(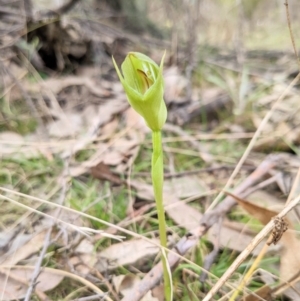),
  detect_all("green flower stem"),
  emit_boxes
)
[151,130,171,301]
